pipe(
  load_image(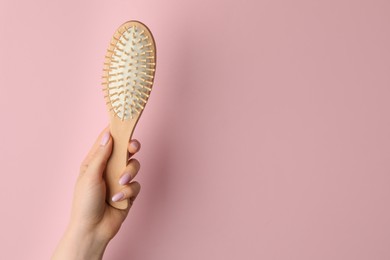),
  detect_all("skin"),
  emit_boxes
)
[52,127,142,260]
